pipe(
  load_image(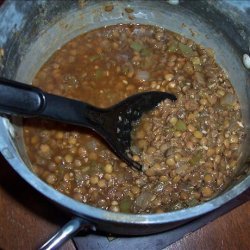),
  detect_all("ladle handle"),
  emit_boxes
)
[0,78,46,116]
[0,78,103,128]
